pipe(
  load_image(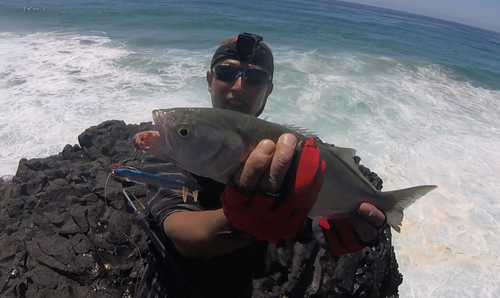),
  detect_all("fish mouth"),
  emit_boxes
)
[152,110,175,159]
